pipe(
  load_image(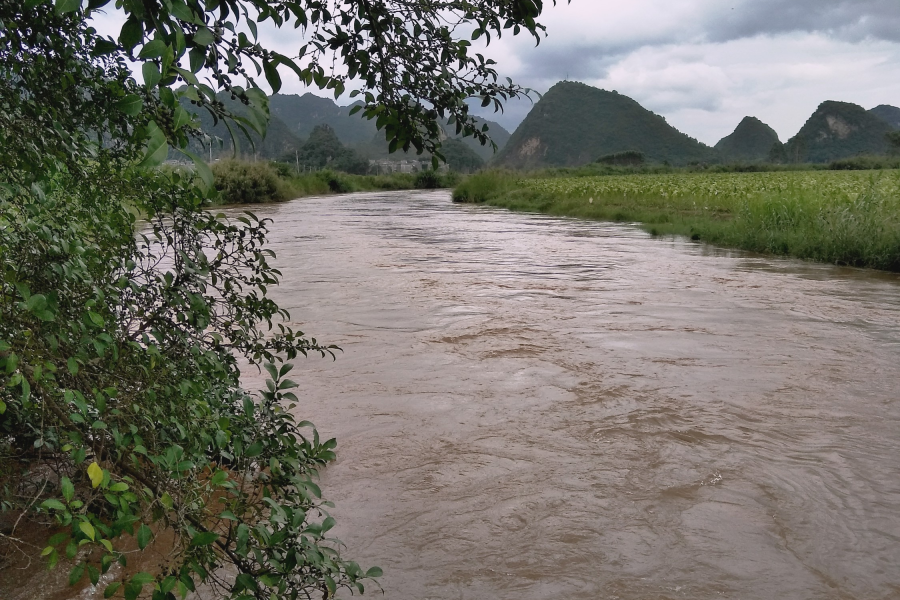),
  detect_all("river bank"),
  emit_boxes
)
[453,169,900,271]
[210,159,459,204]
